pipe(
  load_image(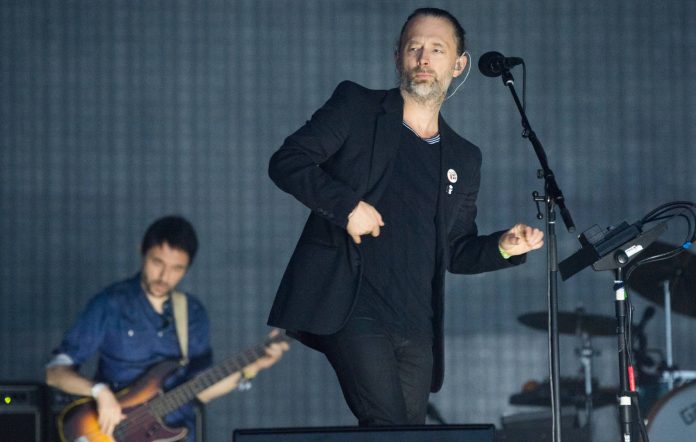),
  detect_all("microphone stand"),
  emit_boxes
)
[499,68,576,442]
